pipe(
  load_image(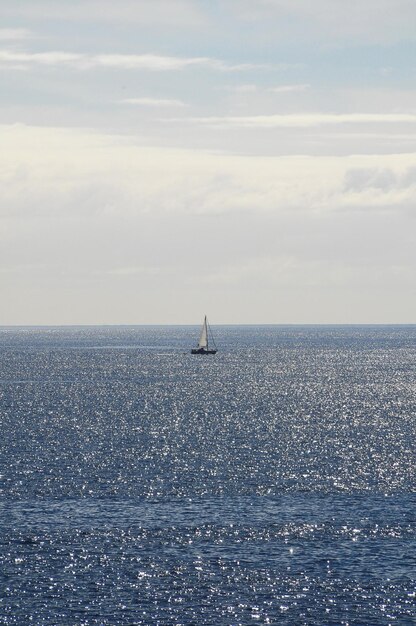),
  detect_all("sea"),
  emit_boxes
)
[0,325,415,625]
